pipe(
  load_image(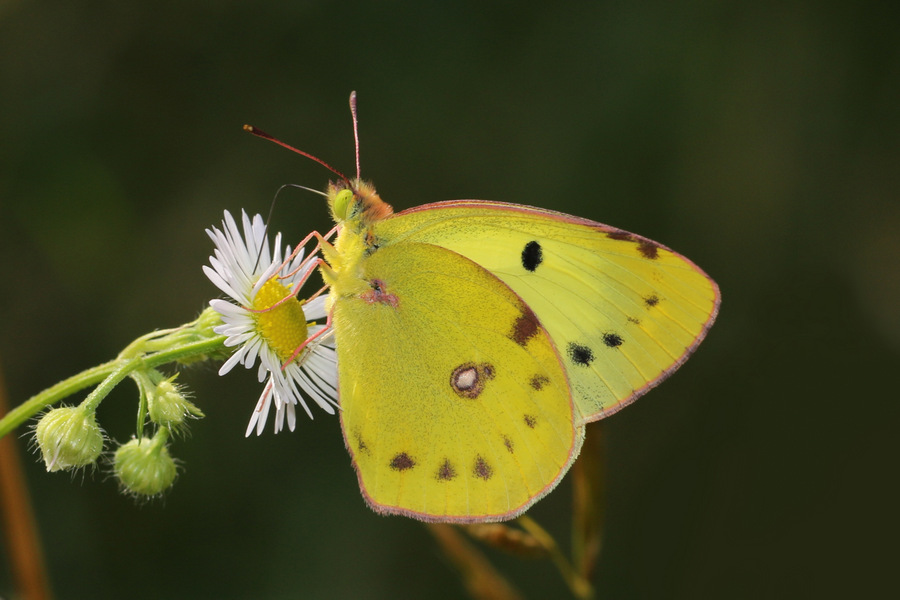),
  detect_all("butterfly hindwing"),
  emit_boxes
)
[333,241,583,523]
[372,201,721,424]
